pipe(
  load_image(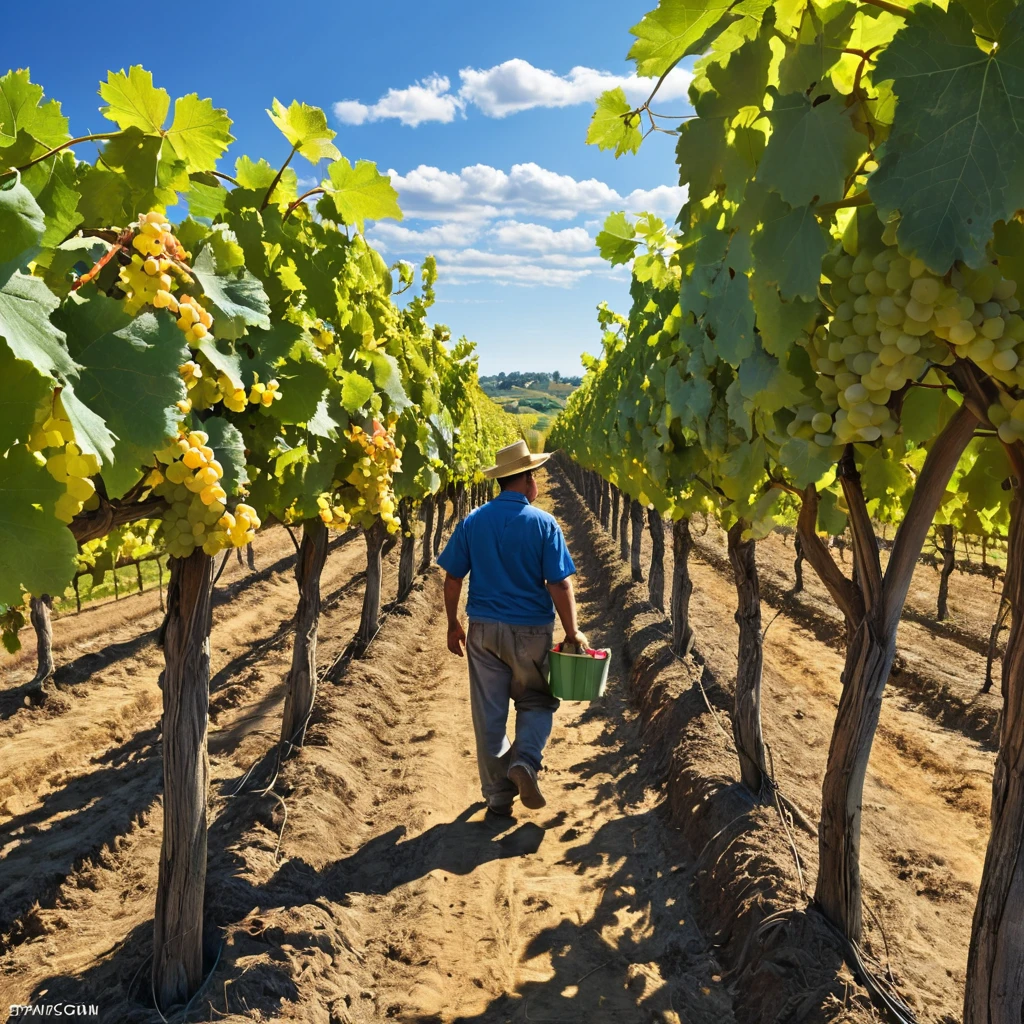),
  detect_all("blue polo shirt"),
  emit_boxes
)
[437,491,576,625]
